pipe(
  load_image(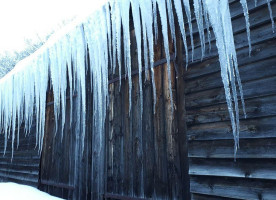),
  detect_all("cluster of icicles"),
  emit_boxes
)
[0,0,274,159]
